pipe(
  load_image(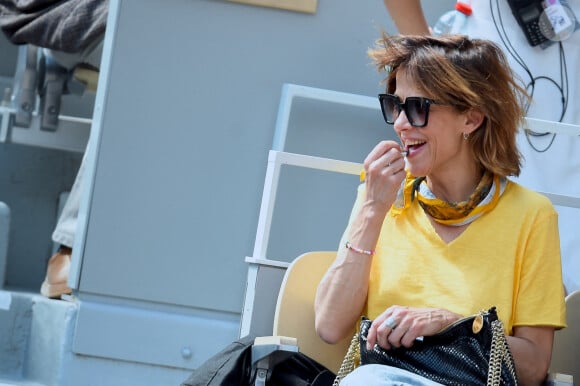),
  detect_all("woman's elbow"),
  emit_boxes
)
[314,315,344,344]
[519,365,550,386]
[315,324,342,345]
[528,358,551,386]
